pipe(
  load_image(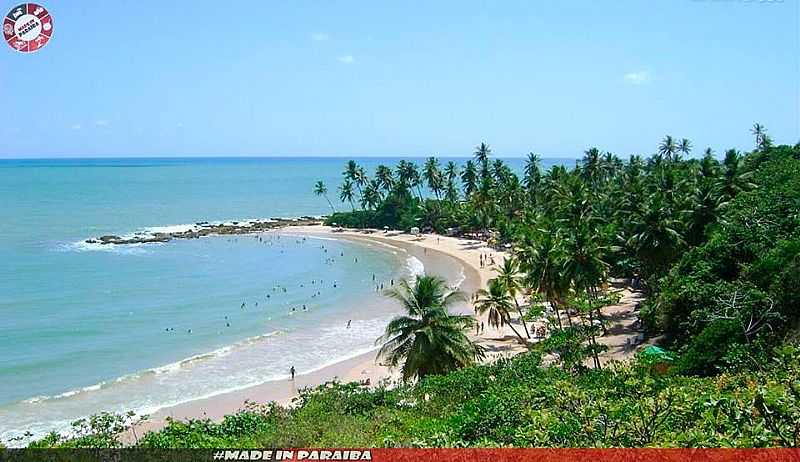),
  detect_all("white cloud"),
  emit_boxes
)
[623,71,651,85]
[71,123,82,130]
[337,55,354,64]
[311,32,329,41]
[94,119,109,127]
